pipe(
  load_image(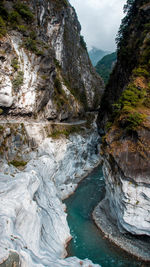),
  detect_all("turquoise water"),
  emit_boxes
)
[65,166,145,267]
